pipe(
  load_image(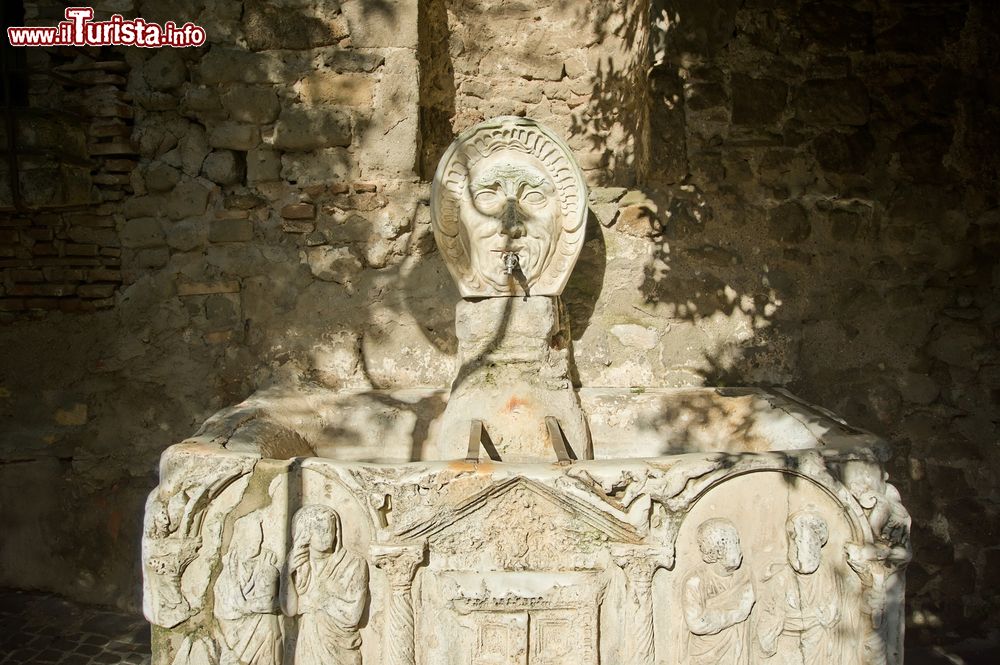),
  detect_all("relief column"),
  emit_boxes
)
[612,545,667,665]
[371,543,425,665]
